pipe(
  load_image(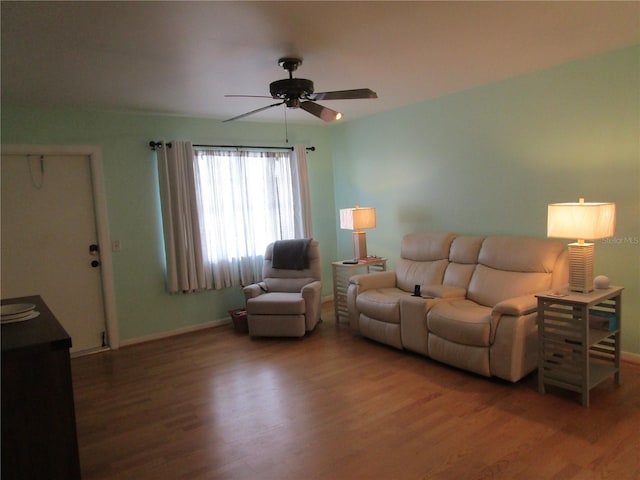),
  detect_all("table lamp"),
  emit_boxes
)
[547,198,616,293]
[340,206,376,259]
